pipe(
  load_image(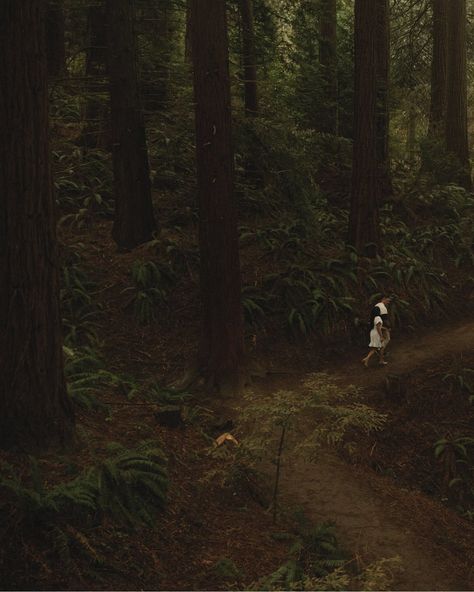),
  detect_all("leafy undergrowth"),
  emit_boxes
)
[0,401,291,590]
[346,352,474,520]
